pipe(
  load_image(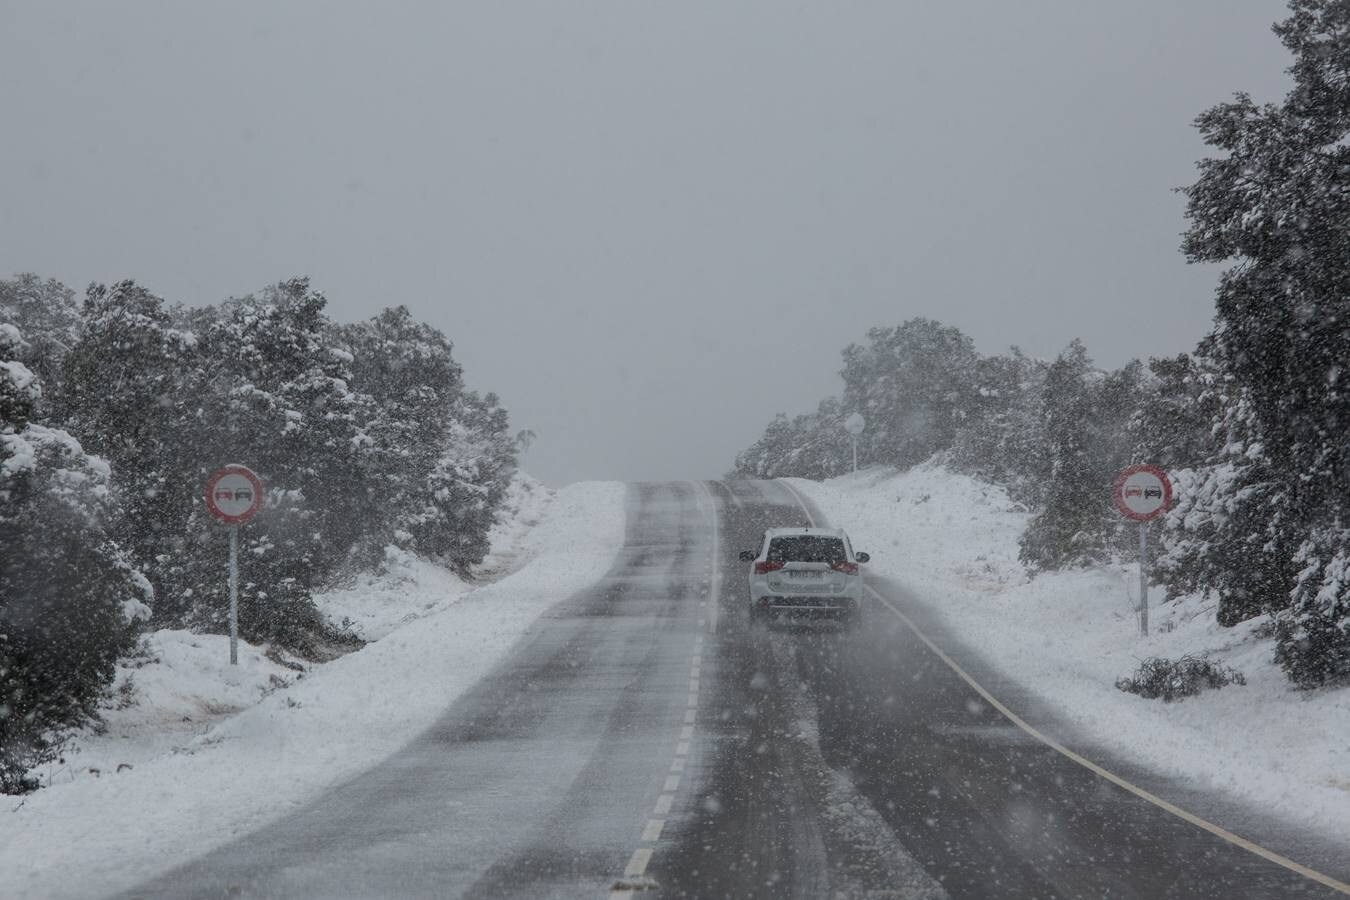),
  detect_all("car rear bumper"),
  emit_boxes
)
[756,595,859,615]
